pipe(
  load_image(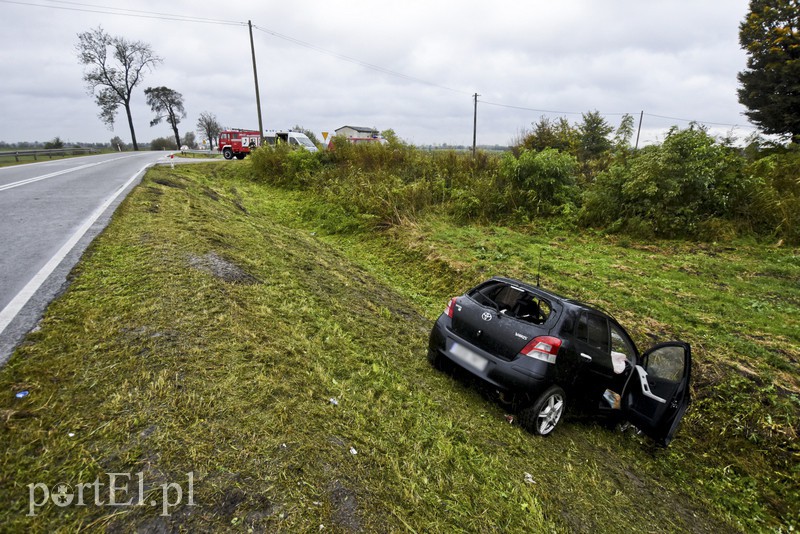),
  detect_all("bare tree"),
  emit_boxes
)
[196,111,222,151]
[144,87,186,149]
[76,26,162,151]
